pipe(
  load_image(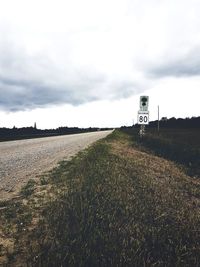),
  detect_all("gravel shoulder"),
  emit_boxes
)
[0,131,112,200]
